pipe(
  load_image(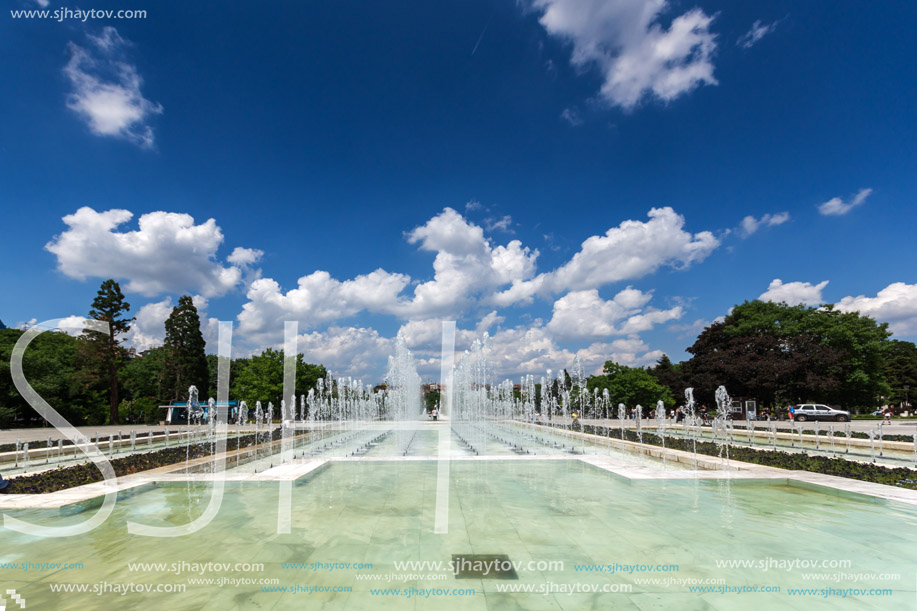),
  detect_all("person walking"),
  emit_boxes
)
[884,404,893,424]
[700,405,709,425]
[432,407,438,422]
[788,405,795,422]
